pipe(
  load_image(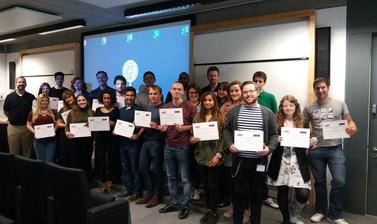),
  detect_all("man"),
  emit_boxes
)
[304,77,357,224]
[49,71,69,100]
[136,85,165,208]
[3,76,35,157]
[158,82,197,220]
[201,66,220,94]
[136,71,156,110]
[223,80,278,224]
[113,75,127,108]
[252,71,279,210]
[118,86,144,200]
[90,71,116,100]
[165,72,190,103]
